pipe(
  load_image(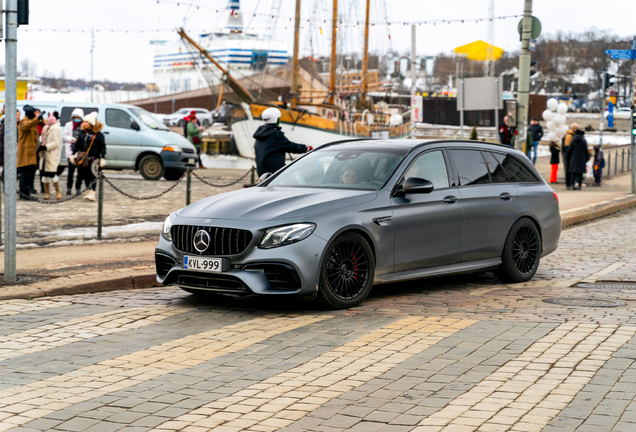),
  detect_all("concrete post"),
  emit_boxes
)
[515,0,533,152]
[4,0,17,283]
